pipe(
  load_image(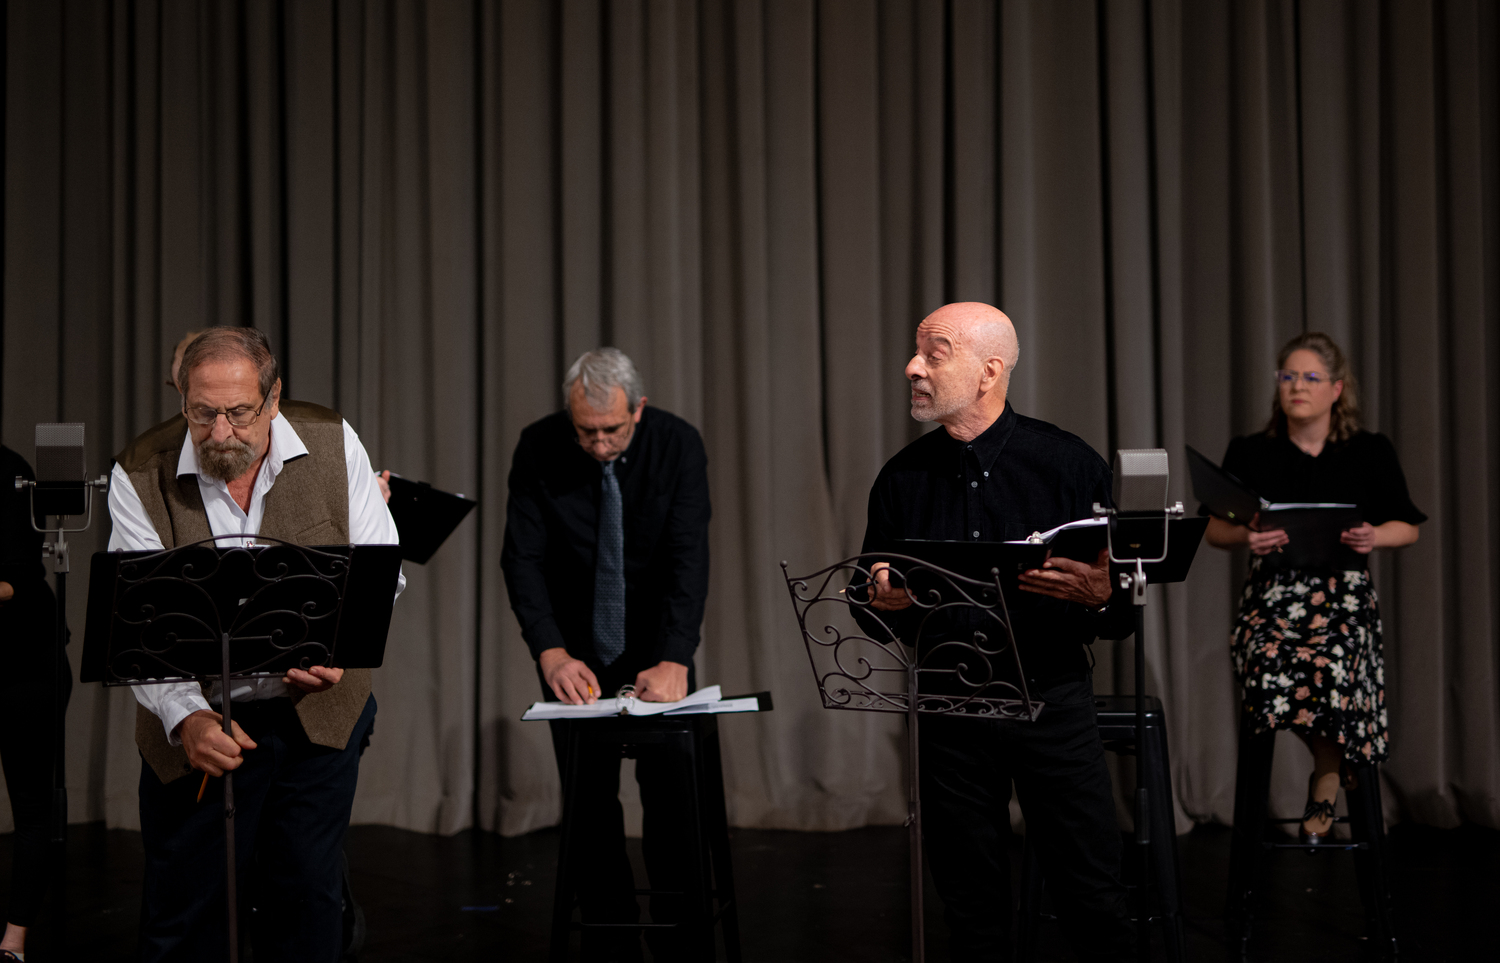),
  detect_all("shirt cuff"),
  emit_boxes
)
[523,617,569,662]
[150,686,214,746]
[658,636,700,667]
